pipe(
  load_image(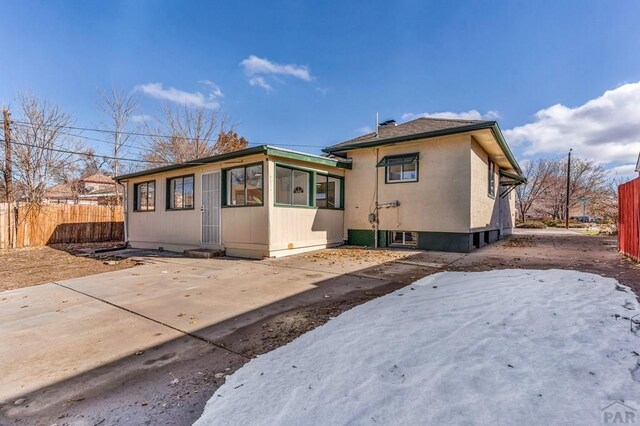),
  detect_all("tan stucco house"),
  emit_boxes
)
[115,117,525,258]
